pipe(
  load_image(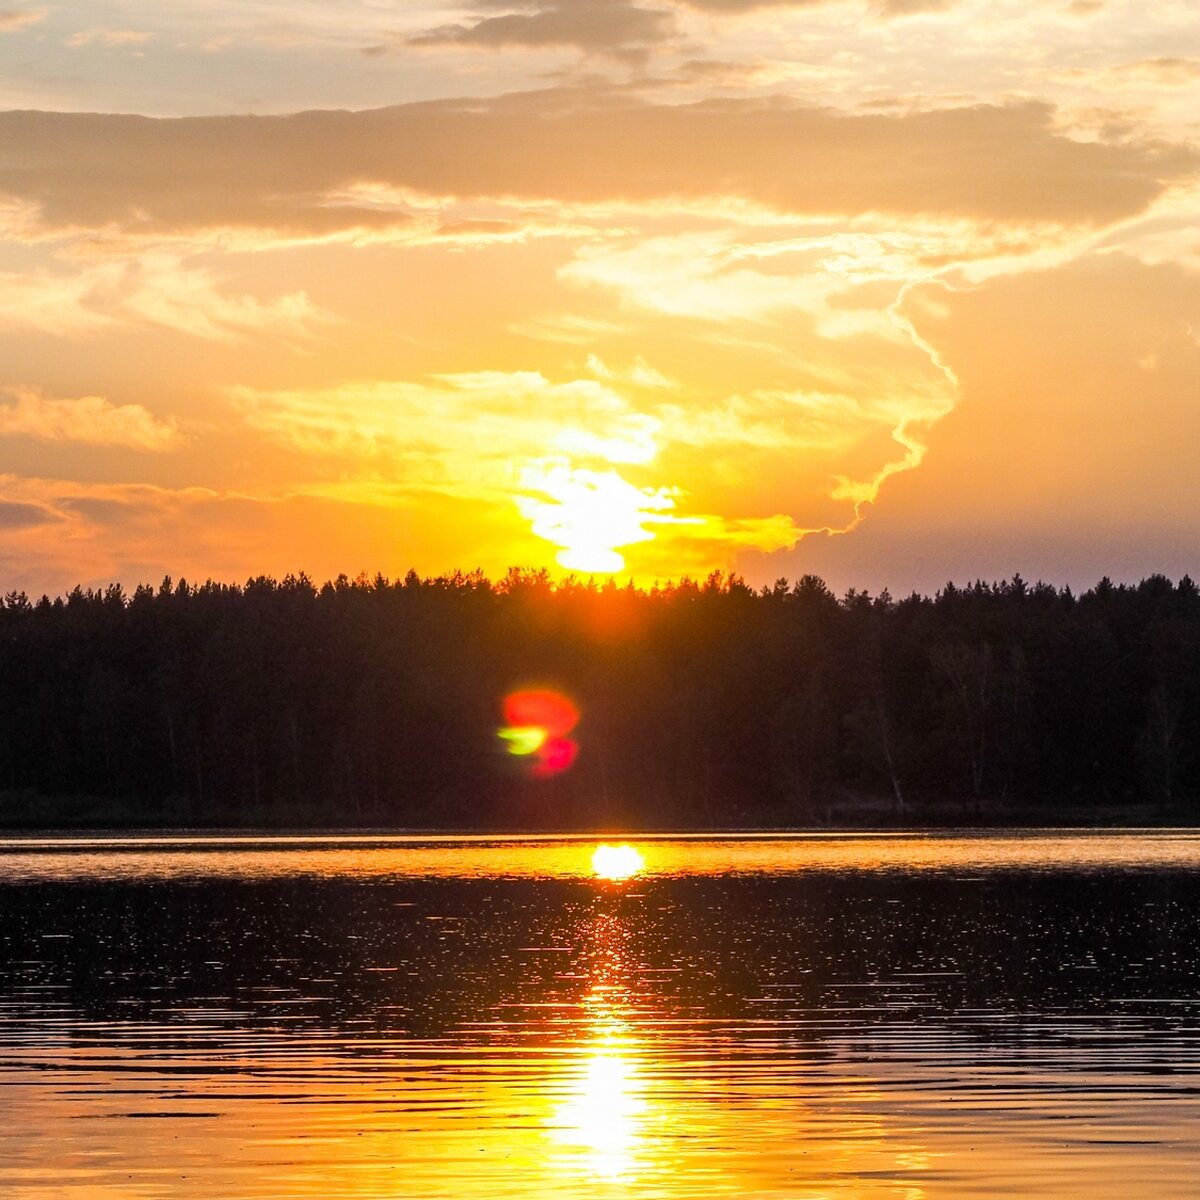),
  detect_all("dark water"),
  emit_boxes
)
[2,833,1200,1198]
